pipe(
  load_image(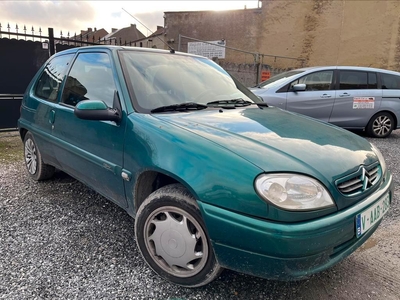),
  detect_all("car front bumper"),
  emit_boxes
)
[198,171,393,280]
